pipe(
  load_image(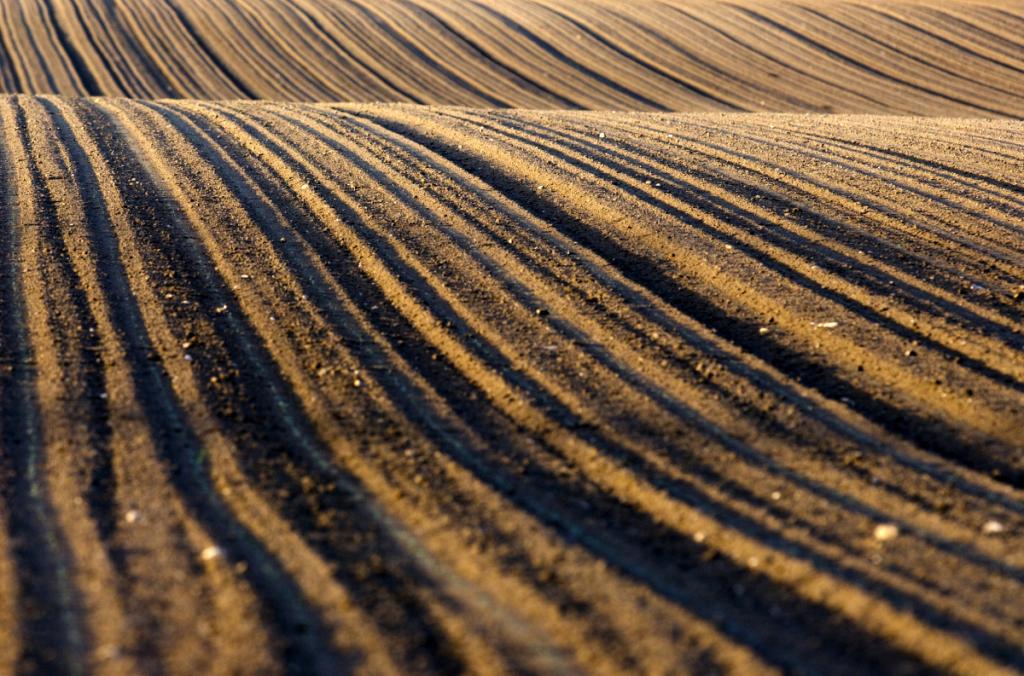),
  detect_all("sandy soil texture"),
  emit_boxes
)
[0,96,1020,674]
[0,0,1022,113]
